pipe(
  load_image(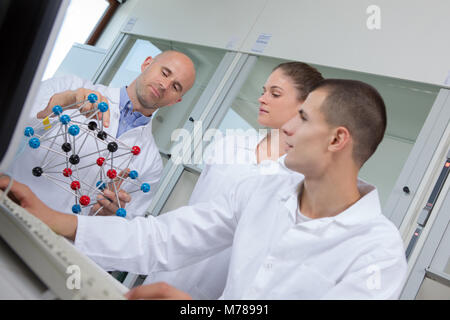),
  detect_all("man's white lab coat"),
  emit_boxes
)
[74,172,408,299]
[8,75,163,219]
[146,132,303,299]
